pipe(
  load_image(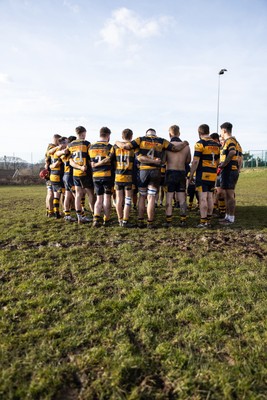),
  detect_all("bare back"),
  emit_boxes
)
[166,141,191,170]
